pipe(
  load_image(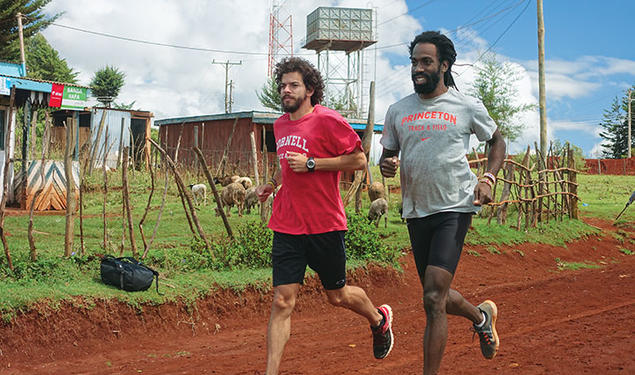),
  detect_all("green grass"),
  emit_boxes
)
[576,174,635,224]
[0,167,629,317]
[555,258,601,271]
